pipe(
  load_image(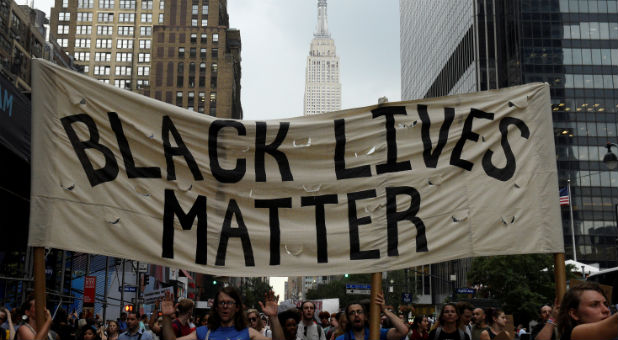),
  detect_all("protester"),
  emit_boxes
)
[470,308,486,340]
[325,312,339,340]
[117,314,127,334]
[427,303,469,340]
[456,302,473,339]
[297,301,326,340]
[118,312,153,340]
[480,308,511,340]
[540,282,616,340]
[329,312,346,340]
[278,309,301,340]
[160,287,284,340]
[319,311,331,337]
[172,299,195,337]
[78,324,102,340]
[0,307,15,340]
[408,315,429,340]
[335,292,408,340]
[103,320,120,340]
[15,296,53,340]
[530,305,555,340]
[248,309,272,338]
